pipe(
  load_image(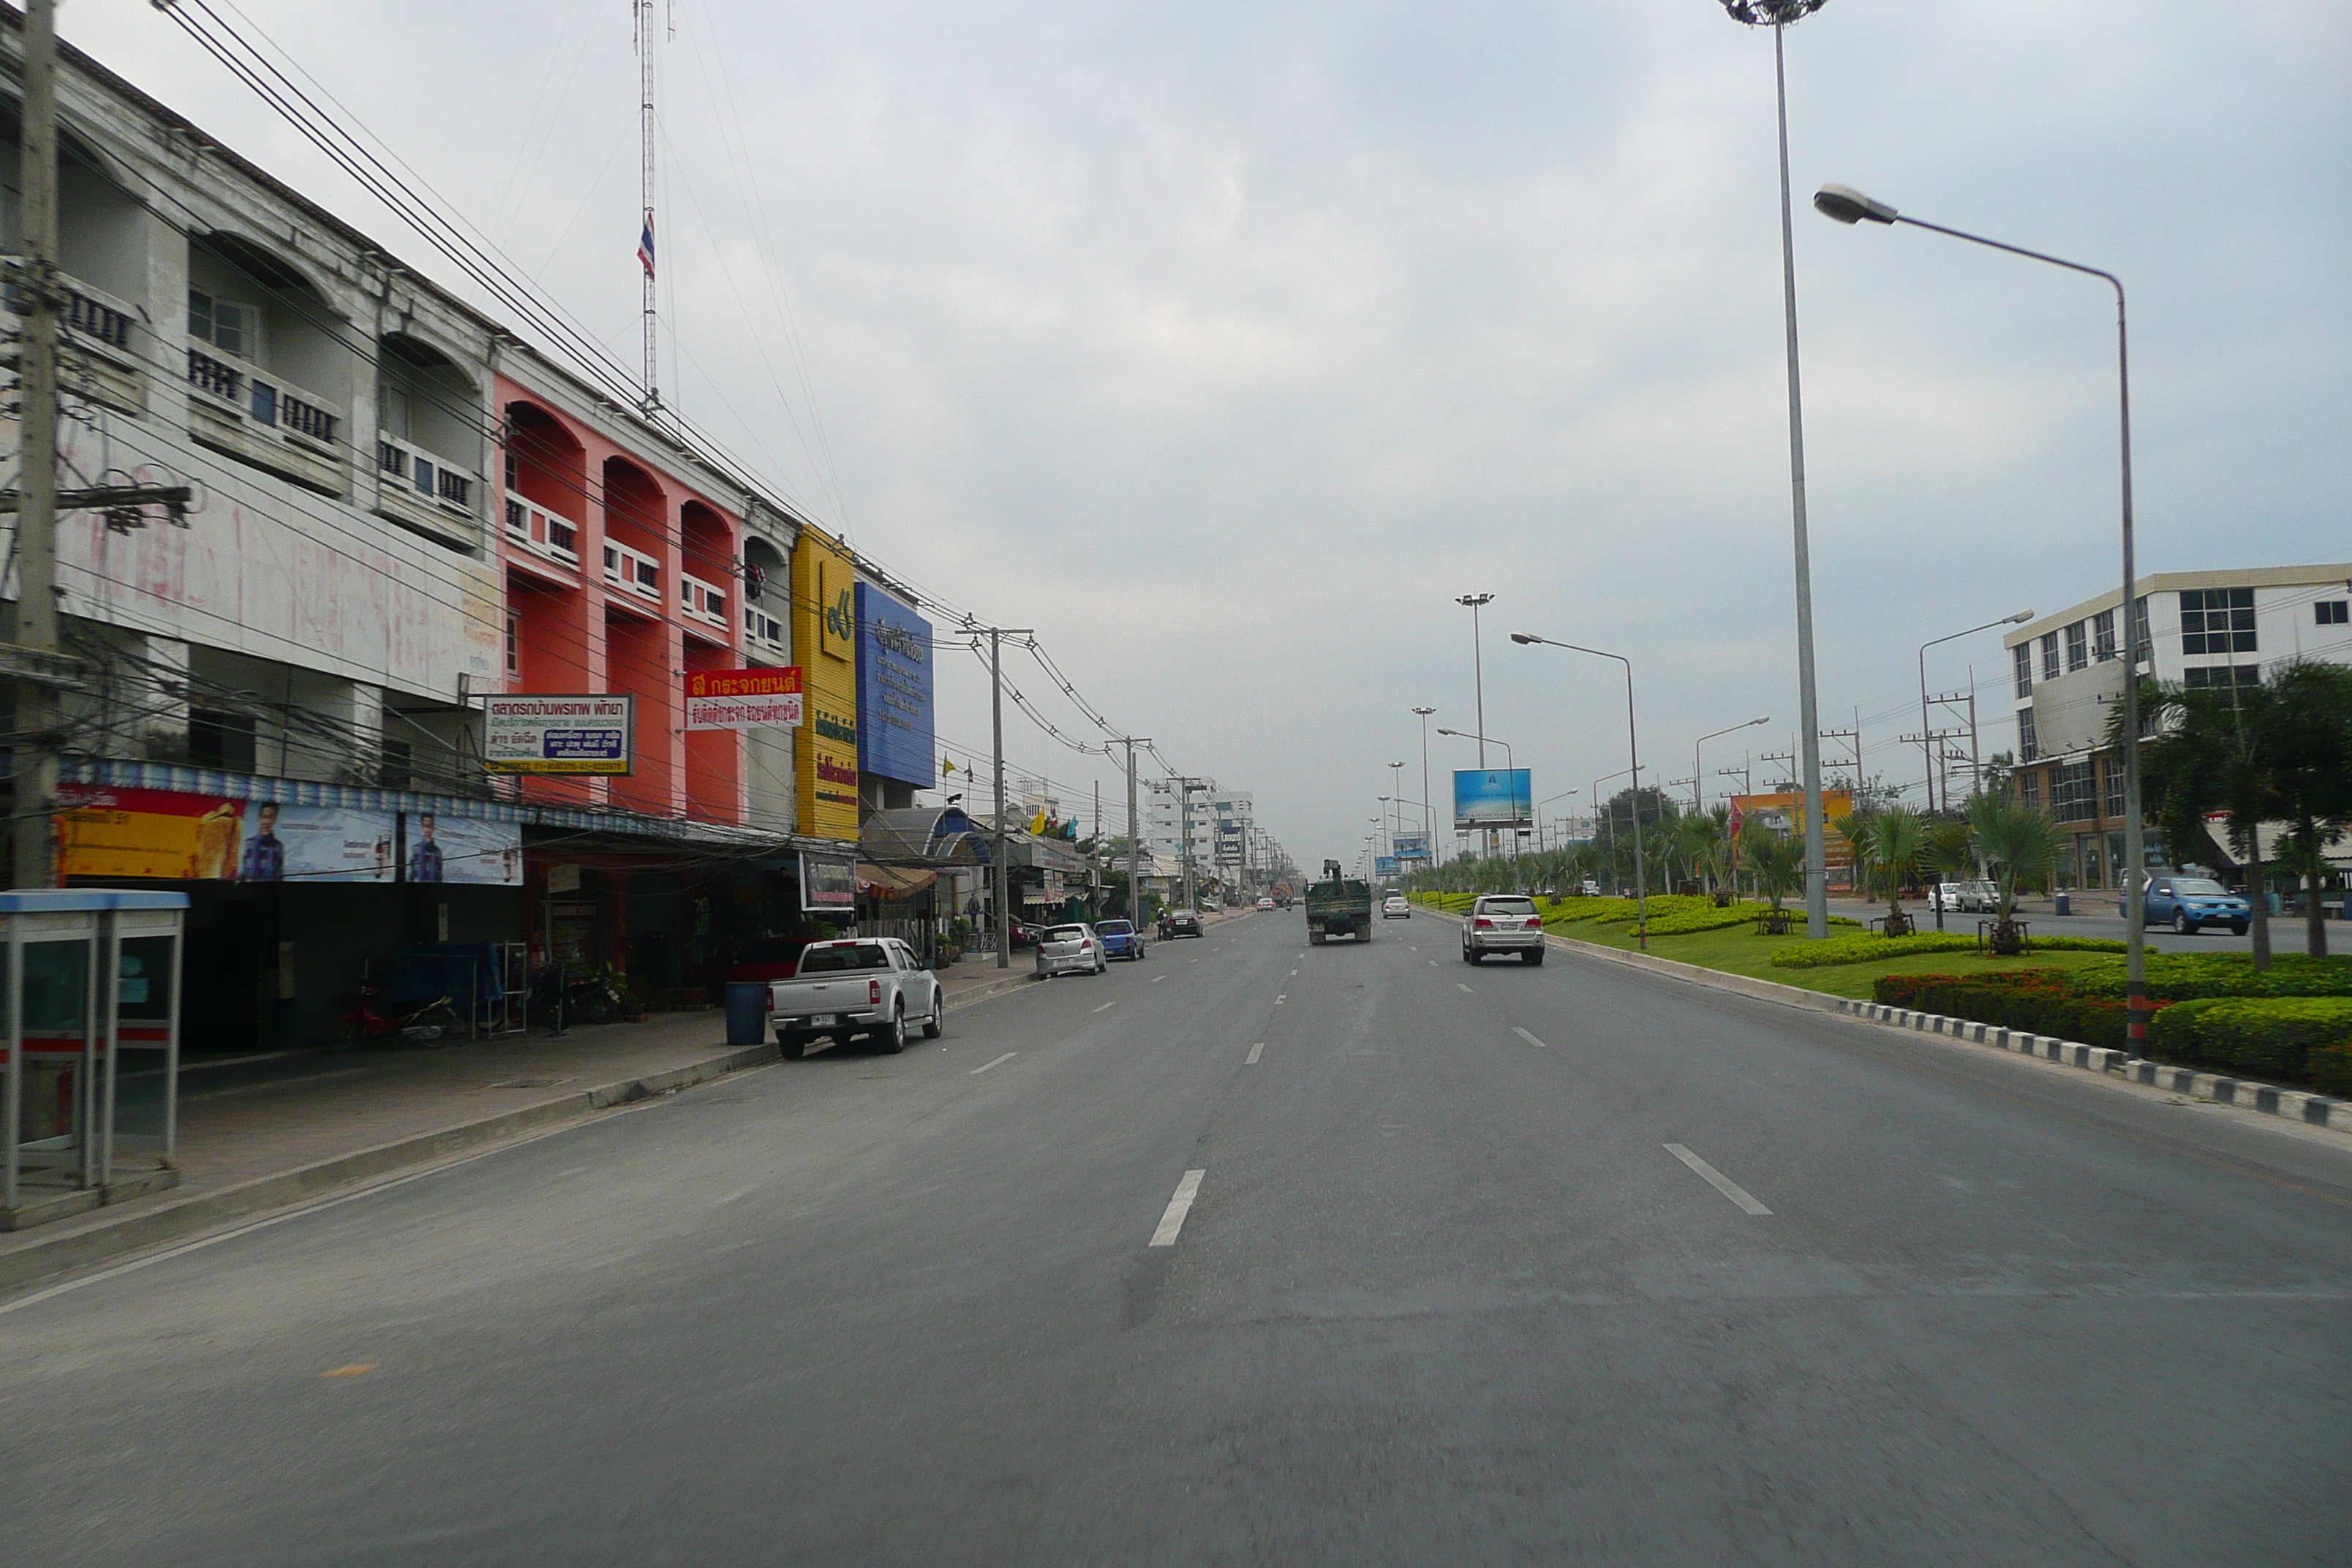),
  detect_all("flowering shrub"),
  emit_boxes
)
[1872,970,2157,1052]
[1771,932,2127,969]
[2147,998,2352,1082]
[2064,953,2352,1003]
